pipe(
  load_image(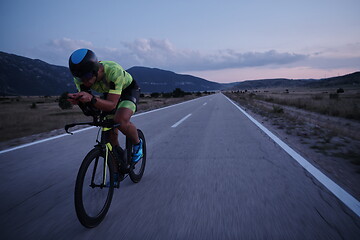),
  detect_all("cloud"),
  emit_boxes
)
[25,38,95,66]
[29,38,359,73]
[202,49,307,70]
[304,56,360,70]
[48,38,94,51]
[115,38,308,71]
